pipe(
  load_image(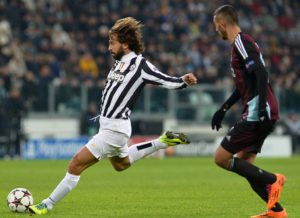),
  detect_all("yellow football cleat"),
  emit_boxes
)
[29,202,48,215]
[159,131,190,146]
